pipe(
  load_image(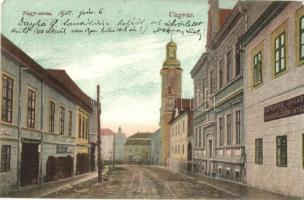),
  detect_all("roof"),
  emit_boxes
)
[240,2,289,46]
[125,140,151,145]
[129,132,152,139]
[190,52,208,77]
[166,40,177,47]
[174,98,193,111]
[206,8,232,47]
[219,9,233,27]
[170,98,193,124]
[100,128,114,136]
[47,69,93,111]
[1,35,94,112]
